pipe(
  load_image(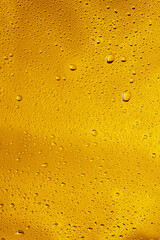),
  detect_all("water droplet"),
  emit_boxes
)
[45,204,50,208]
[0,204,4,208]
[143,135,148,139]
[92,129,97,136]
[121,57,126,62]
[16,95,23,101]
[106,55,115,63]
[10,203,15,208]
[129,78,134,83]
[56,76,61,81]
[69,64,77,71]
[15,230,25,235]
[122,91,131,102]
[152,153,156,158]
[41,163,48,168]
